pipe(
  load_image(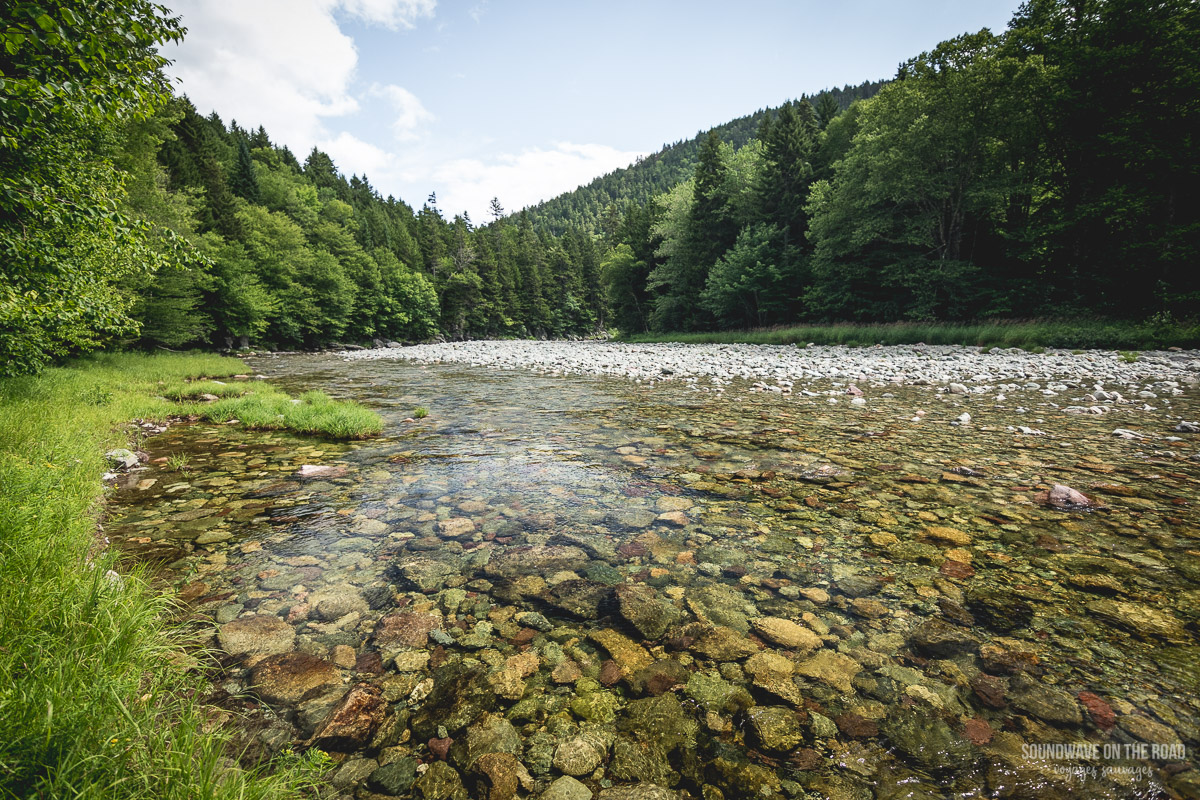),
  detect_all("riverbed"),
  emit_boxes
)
[108,345,1200,800]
